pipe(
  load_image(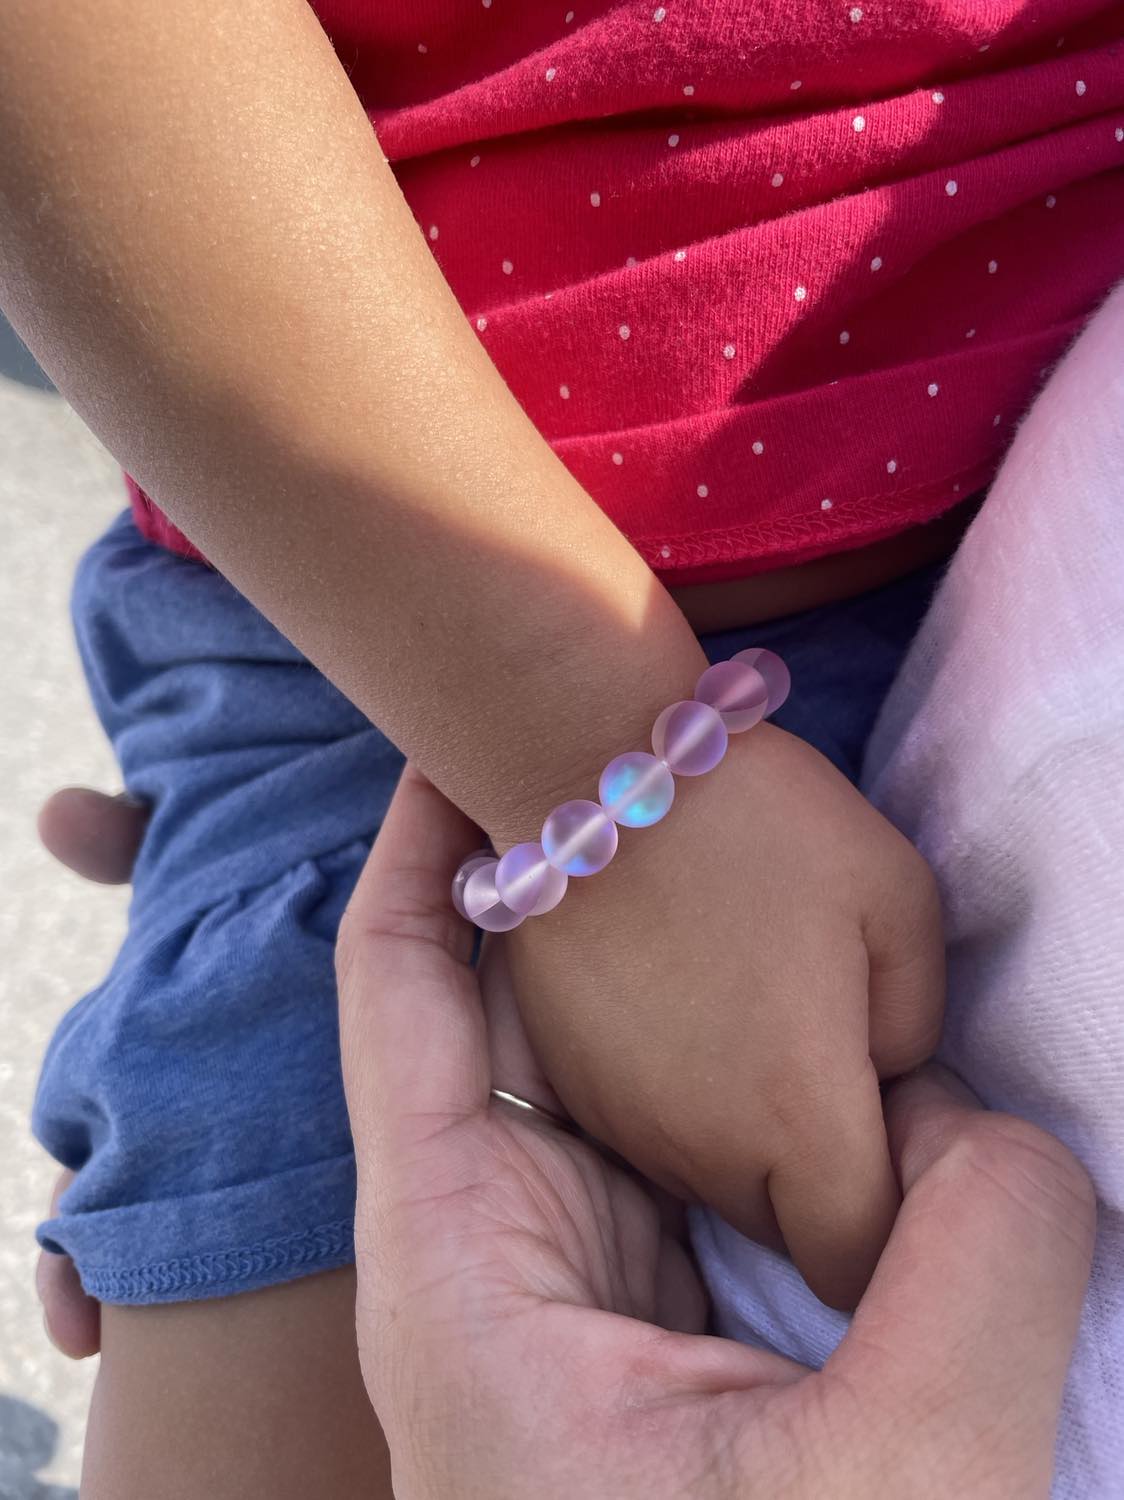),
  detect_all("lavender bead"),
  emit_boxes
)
[599,751,675,828]
[541,799,619,876]
[462,861,525,932]
[694,659,769,733]
[451,850,497,920]
[496,841,569,916]
[732,647,791,716]
[651,700,728,776]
